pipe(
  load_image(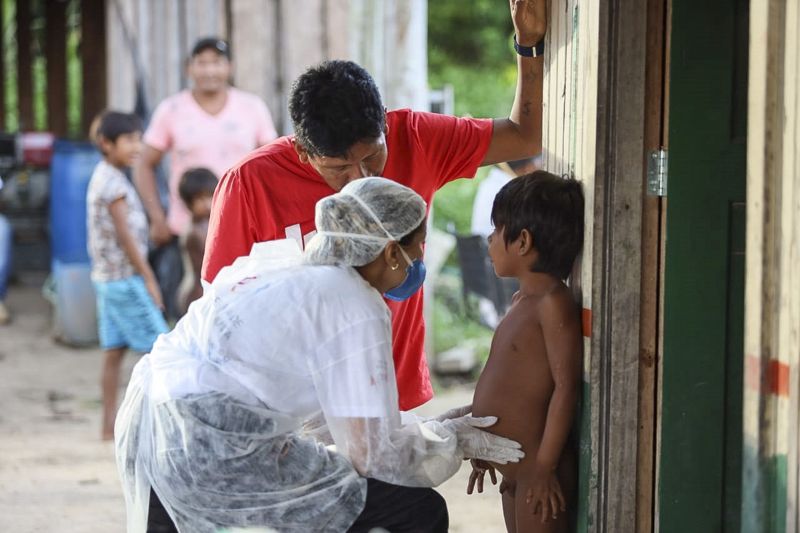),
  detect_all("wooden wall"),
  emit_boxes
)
[105,0,226,116]
[743,0,800,530]
[106,0,428,134]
